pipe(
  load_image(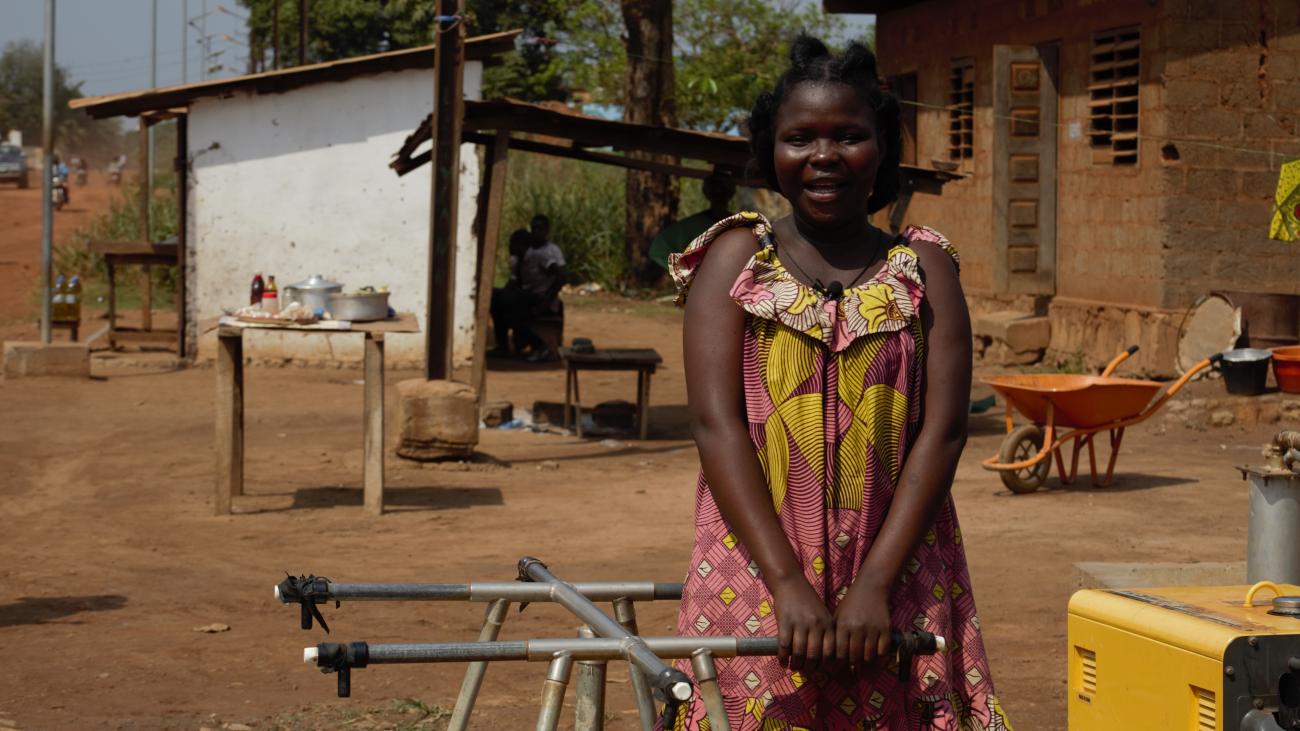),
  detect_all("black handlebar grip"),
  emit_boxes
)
[1125,345,1140,356]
